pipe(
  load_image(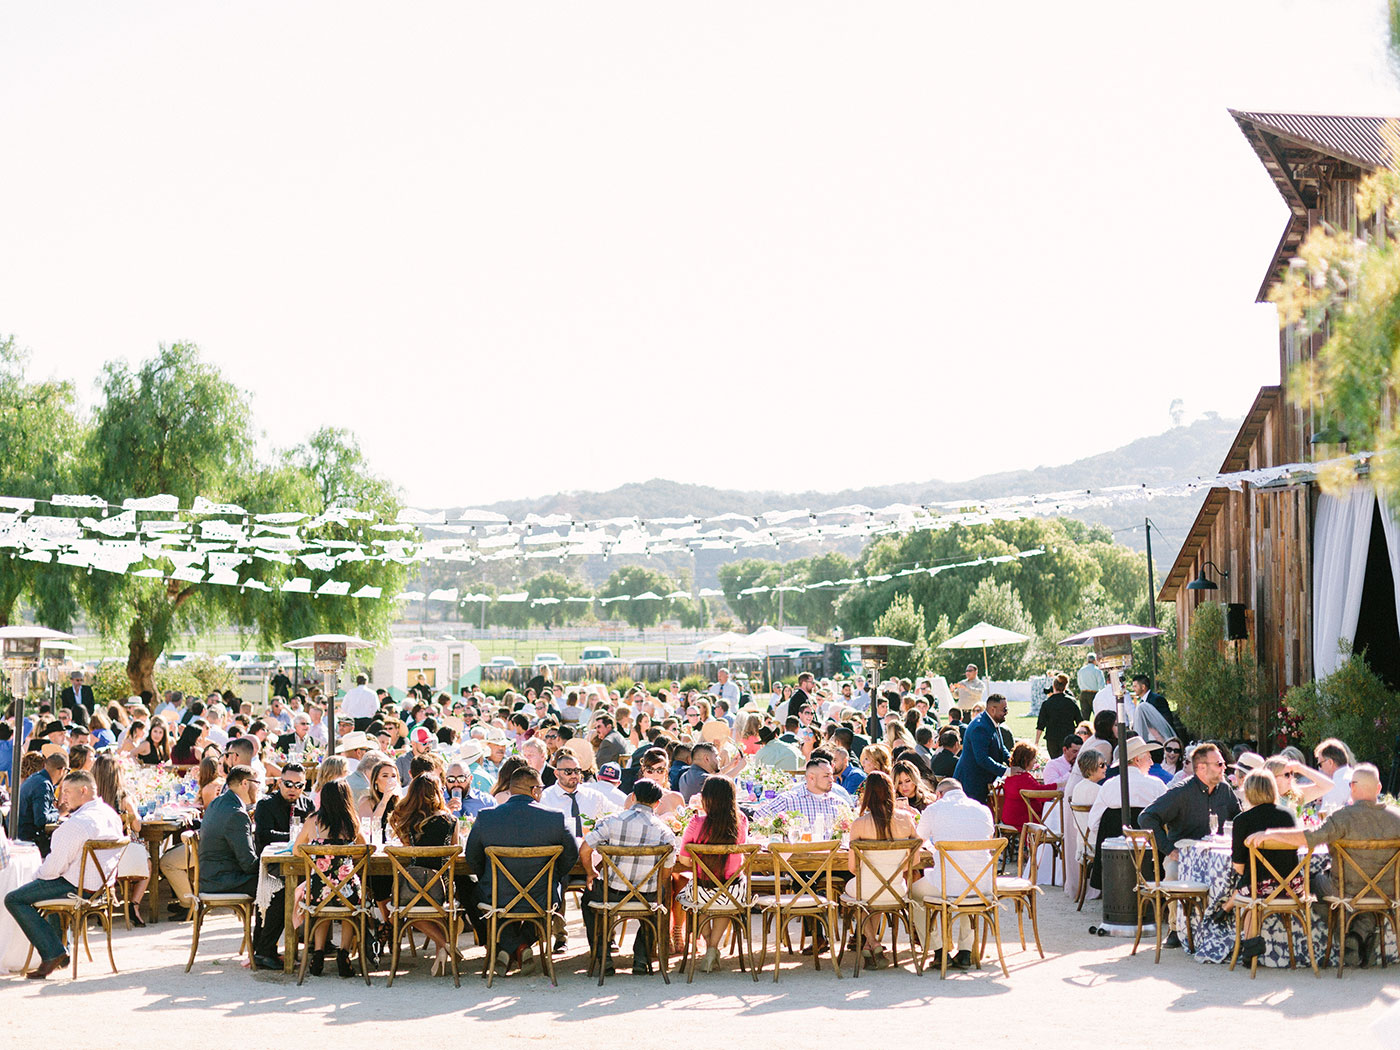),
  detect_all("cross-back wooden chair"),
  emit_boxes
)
[181,829,255,972]
[918,838,1007,979]
[481,845,565,987]
[1070,802,1095,910]
[590,843,674,986]
[295,843,373,986]
[1017,790,1064,884]
[989,784,1015,873]
[994,853,1045,958]
[1229,839,1318,978]
[23,837,129,980]
[1325,838,1400,977]
[839,838,924,976]
[1122,828,1209,963]
[679,842,762,983]
[384,844,461,987]
[756,840,843,981]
